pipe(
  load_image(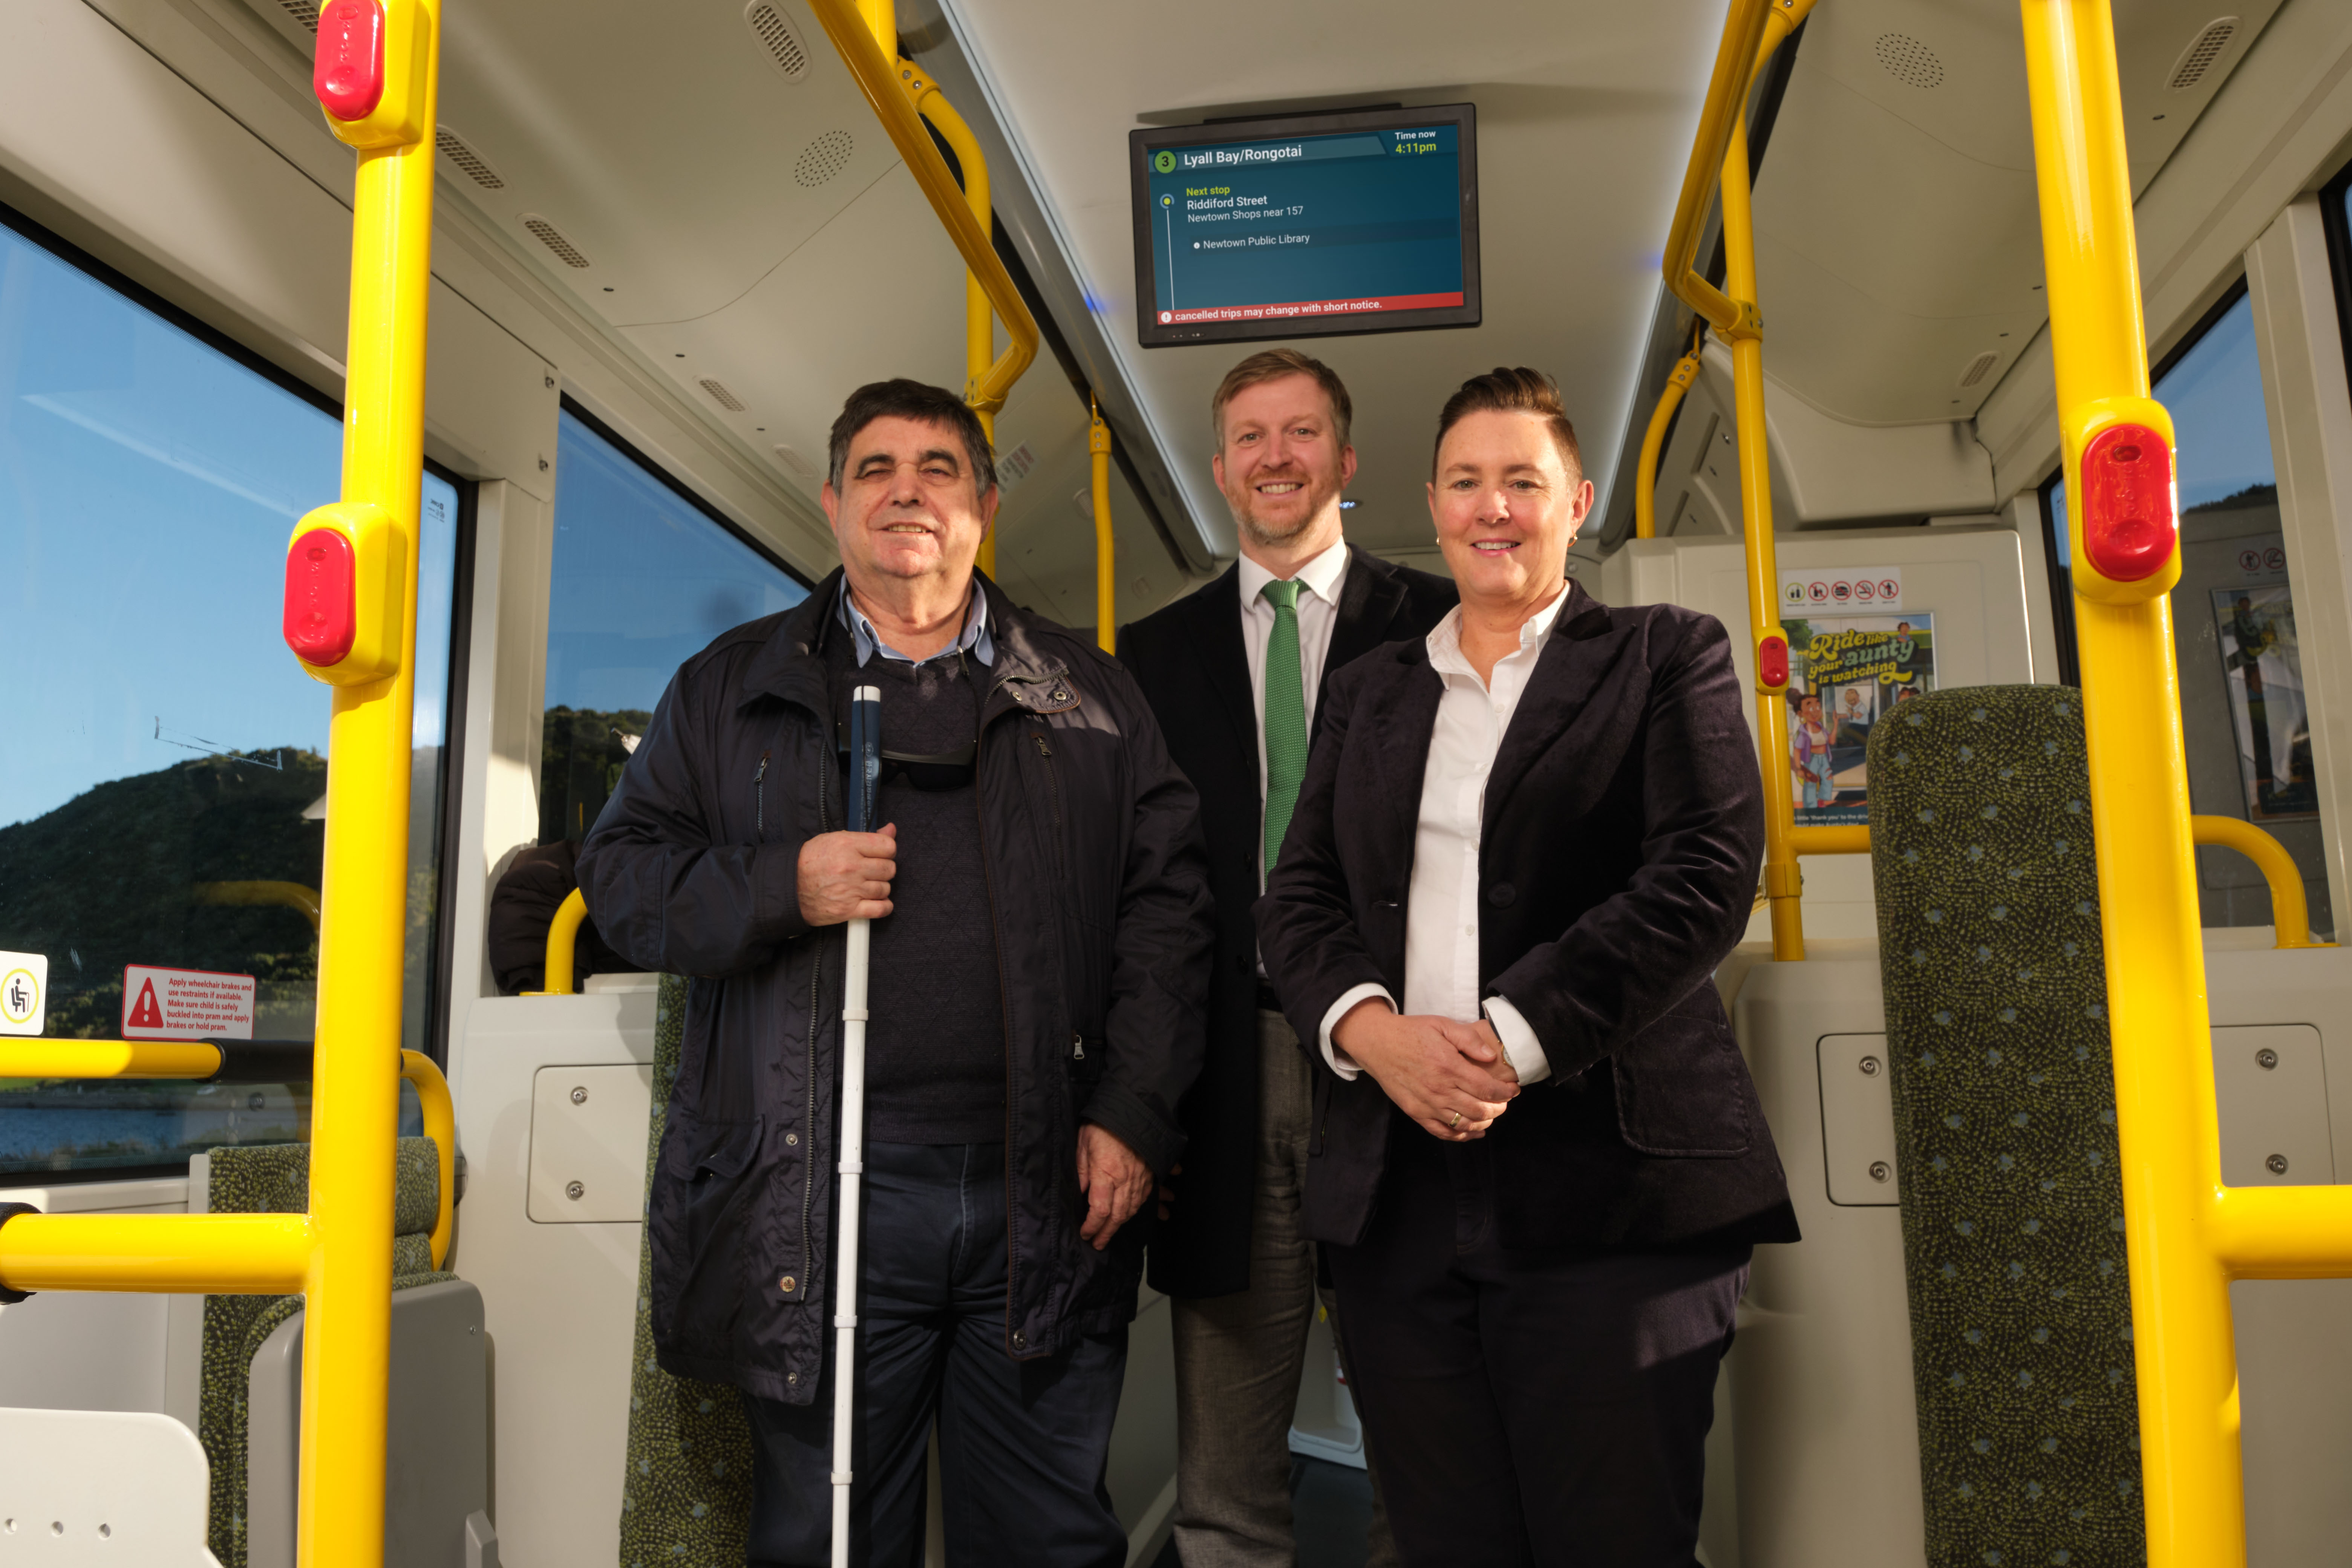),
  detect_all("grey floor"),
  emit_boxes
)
[1150,1457,1377,1568]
